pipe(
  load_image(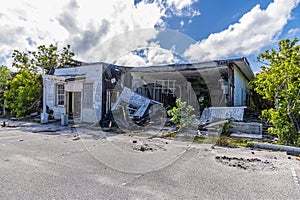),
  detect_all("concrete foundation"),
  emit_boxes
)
[61,114,68,126]
[40,112,49,124]
[231,122,262,135]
